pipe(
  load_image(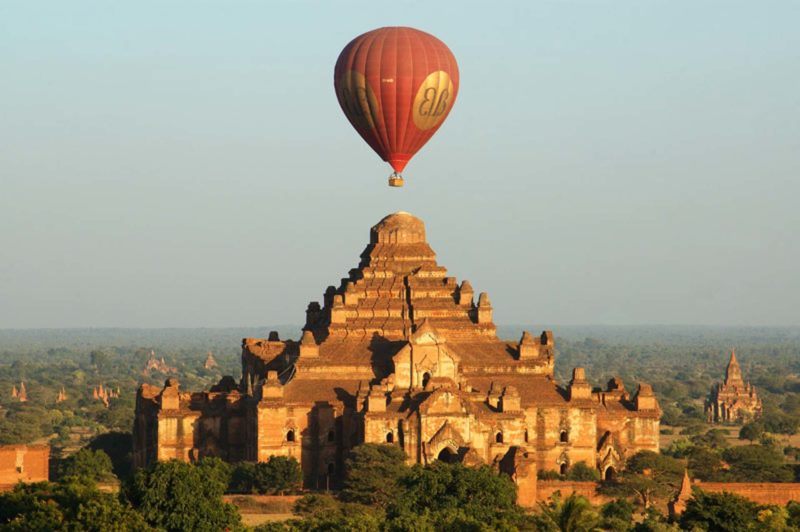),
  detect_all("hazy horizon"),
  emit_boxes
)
[2,1,798,328]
